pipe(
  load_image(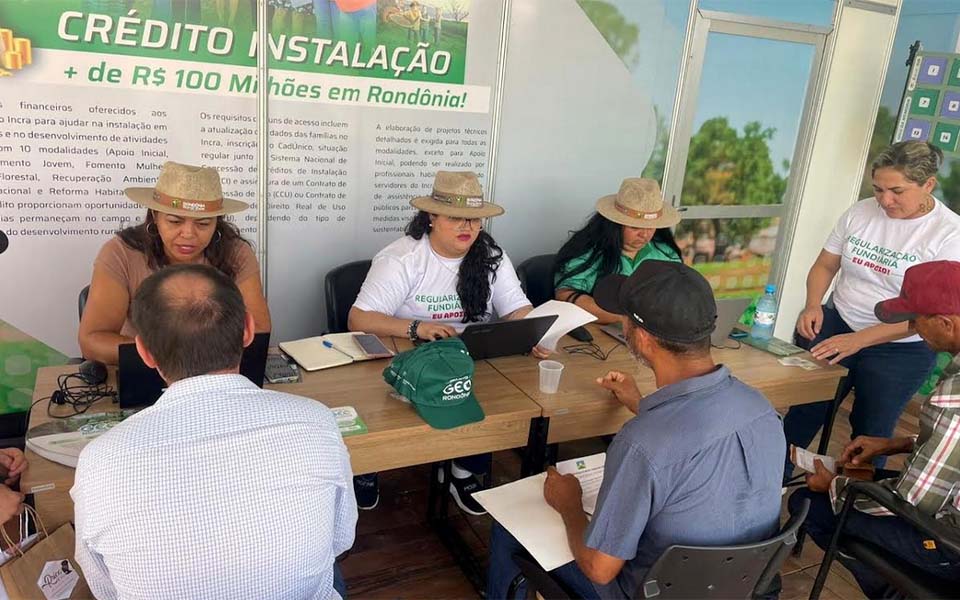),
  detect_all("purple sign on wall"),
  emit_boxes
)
[941,91,960,119]
[904,119,931,142]
[919,56,948,85]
